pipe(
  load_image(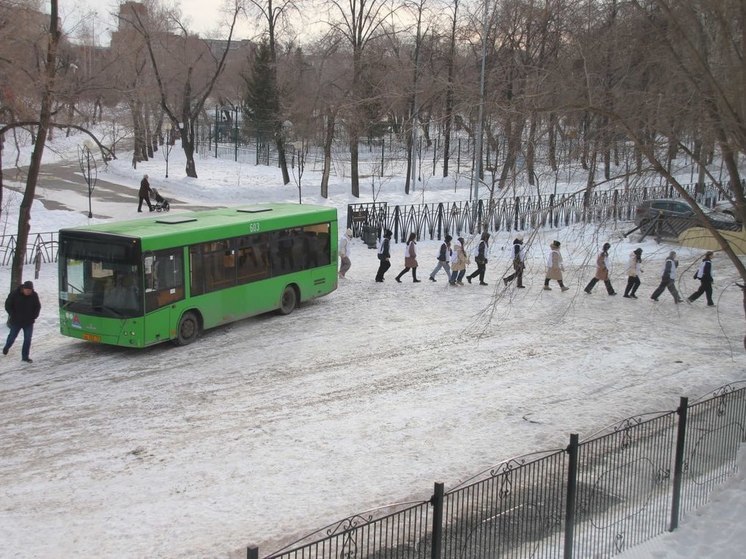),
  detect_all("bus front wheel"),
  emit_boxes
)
[176,311,200,345]
[279,286,297,315]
